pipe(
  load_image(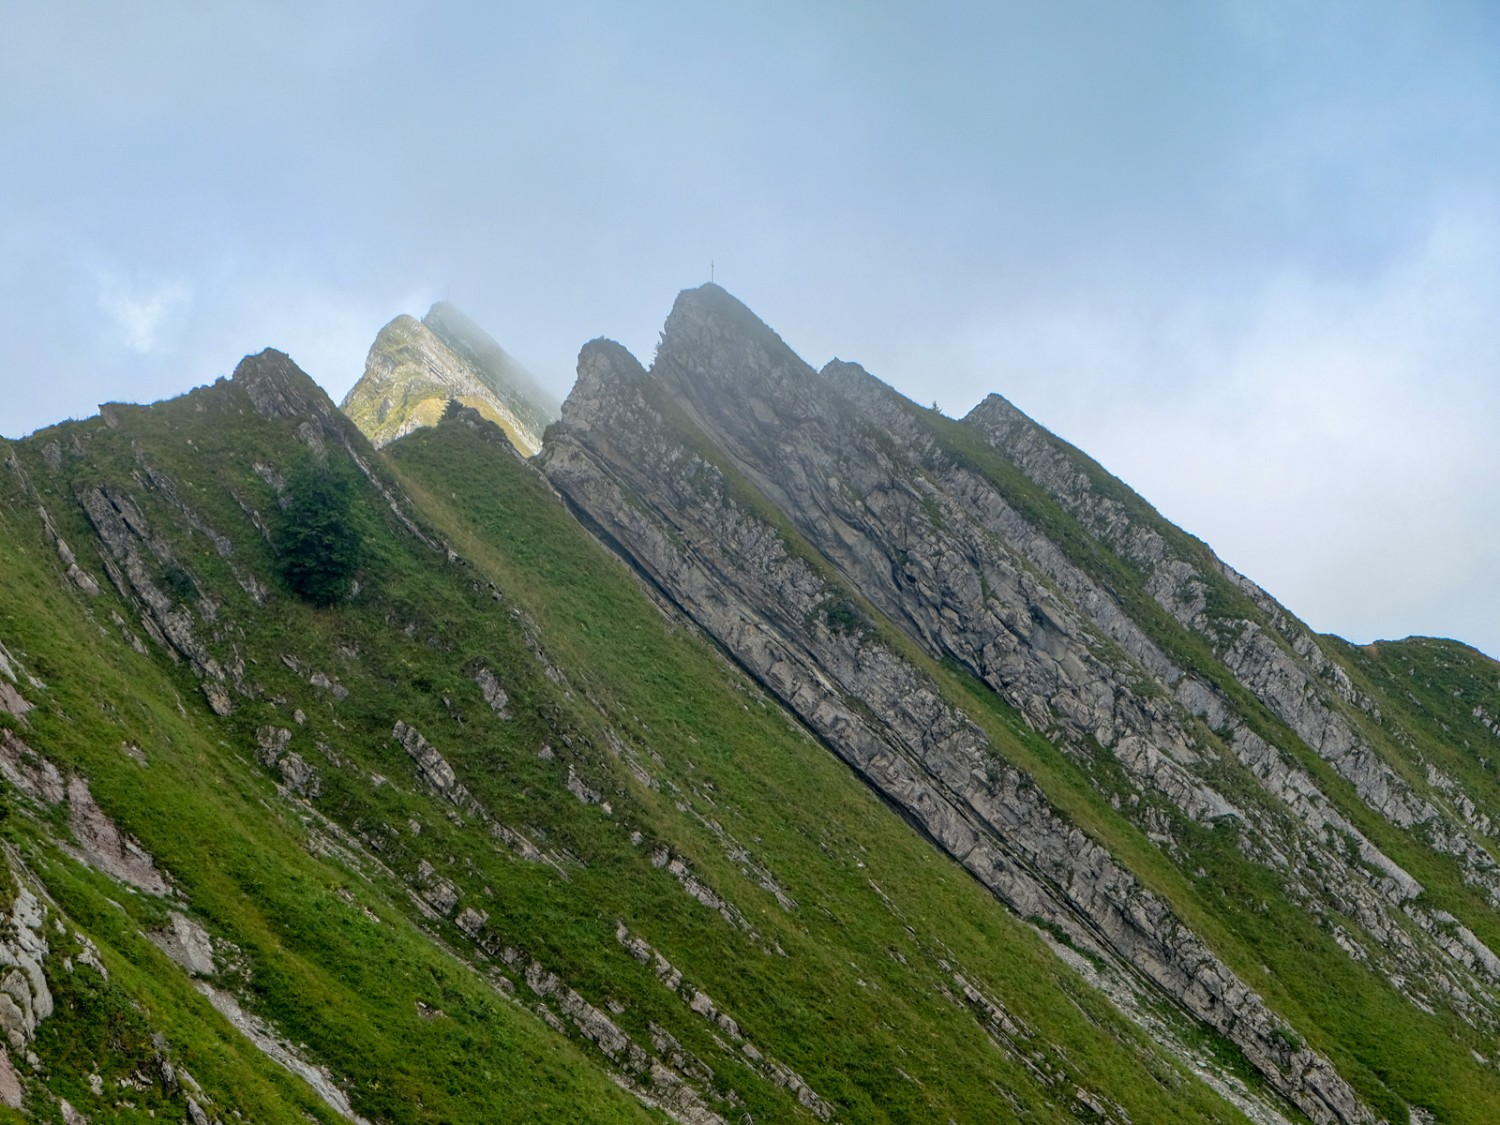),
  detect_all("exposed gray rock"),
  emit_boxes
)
[0,642,35,721]
[79,482,232,712]
[394,721,461,796]
[518,949,743,1124]
[37,505,101,595]
[0,883,53,1050]
[964,392,1480,852]
[233,349,341,427]
[566,764,602,806]
[1,734,169,896]
[0,860,97,1113]
[392,721,560,872]
[648,847,753,934]
[454,907,488,939]
[0,680,30,723]
[195,982,371,1124]
[0,732,63,805]
[0,1047,21,1109]
[474,667,511,717]
[614,922,832,1120]
[609,282,1500,1030]
[150,912,217,977]
[414,860,460,916]
[254,726,321,798]
[964,387,1500,991]
[542,285,1380,1124]
[65,776,171,896]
